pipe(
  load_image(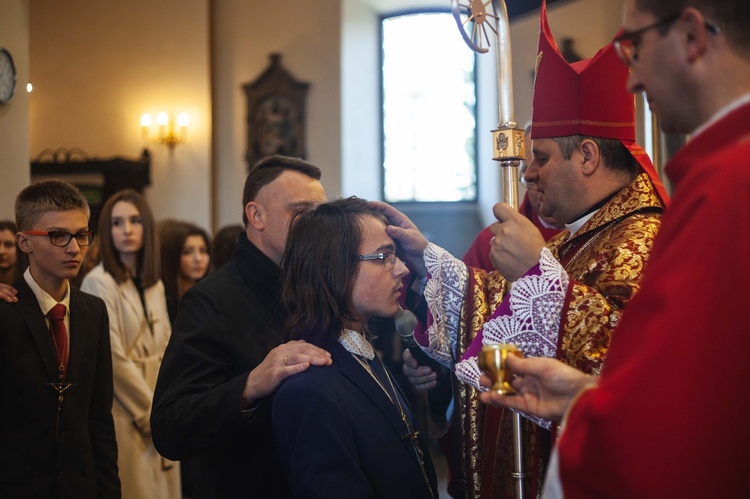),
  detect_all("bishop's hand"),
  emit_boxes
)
[368,201,429,278]
[490,203,546,281]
